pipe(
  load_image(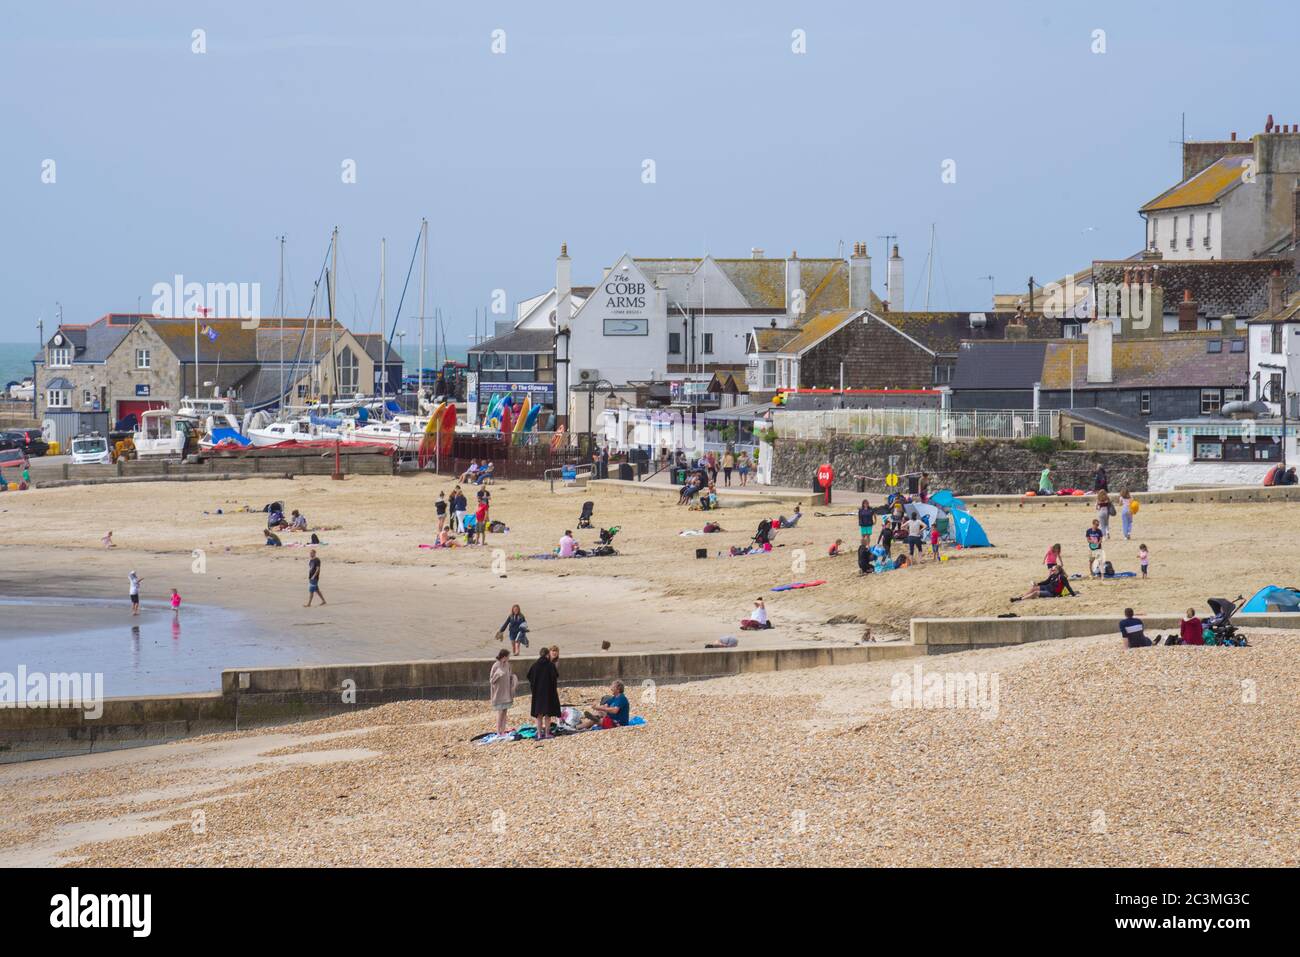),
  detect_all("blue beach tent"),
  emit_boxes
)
[1241,585,1300,613]
[950,508,991,548]
[930,489,965,509]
